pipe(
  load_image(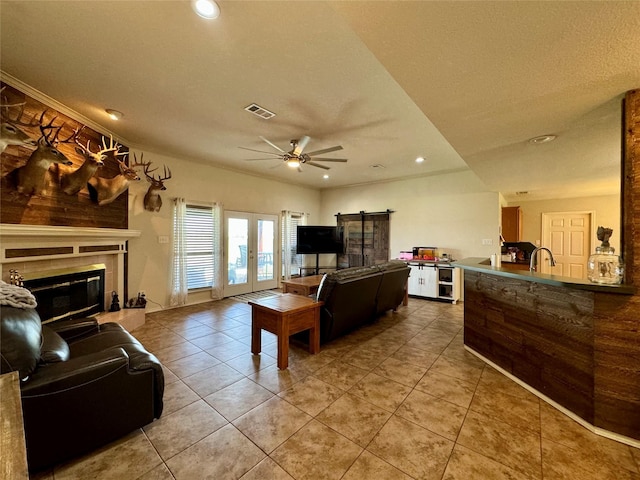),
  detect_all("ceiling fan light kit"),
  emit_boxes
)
[239,136,348,172]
